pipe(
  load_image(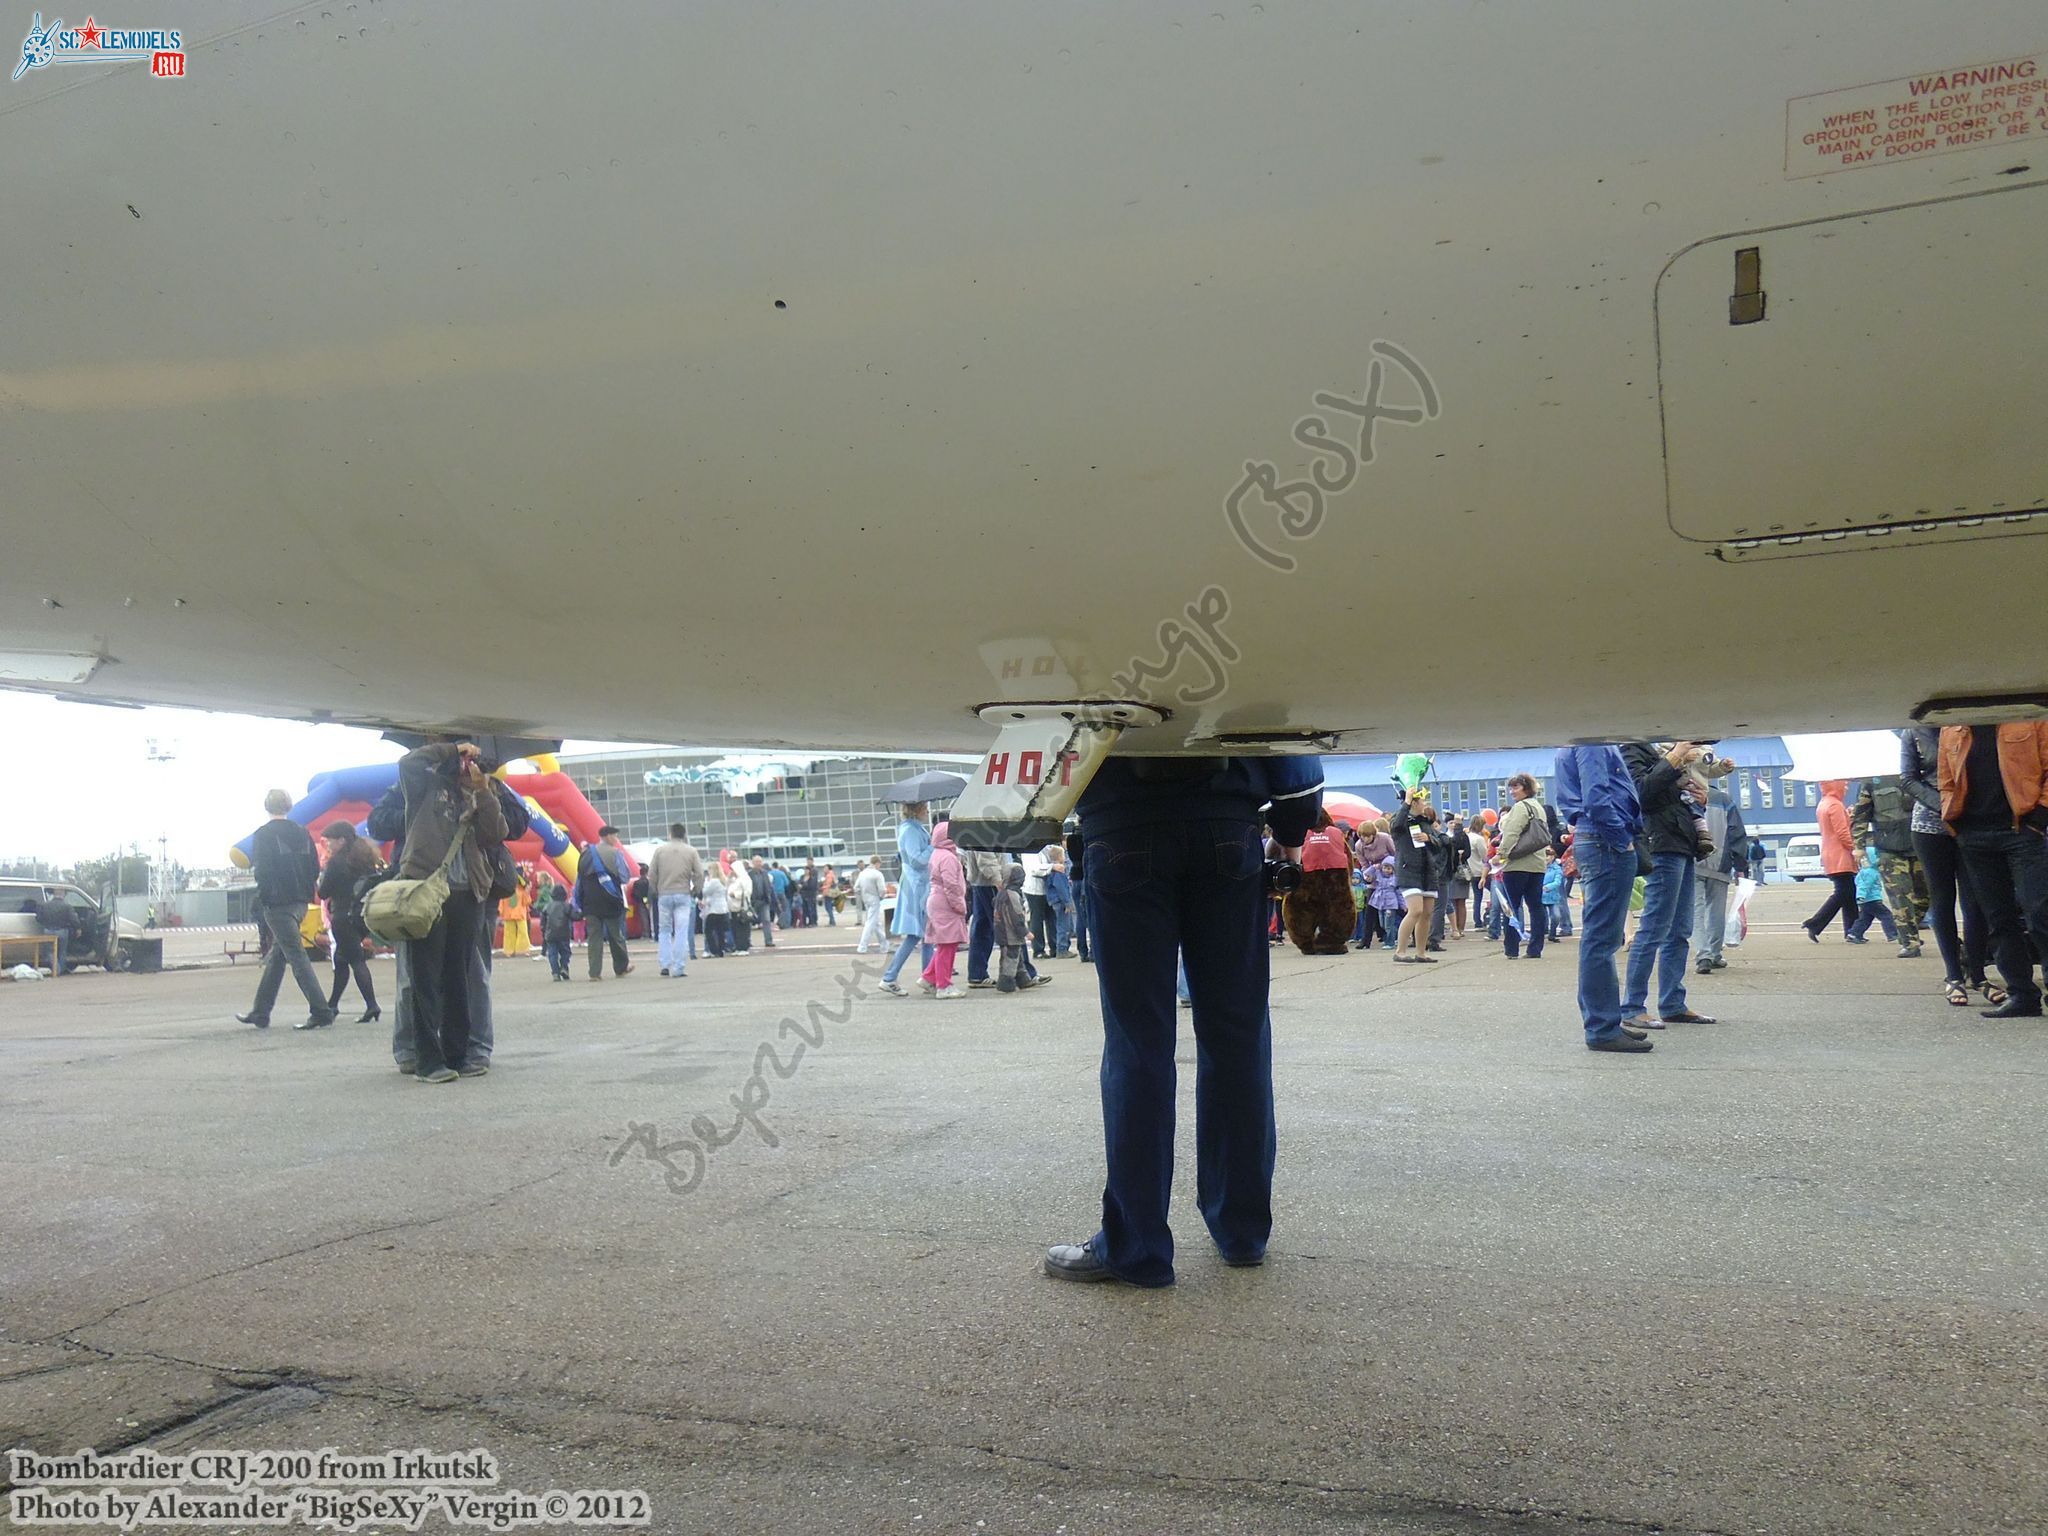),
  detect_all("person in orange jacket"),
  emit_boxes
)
[1938,723,2048,1018]
[499,866,532,957]
[1800,780,1860,942]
